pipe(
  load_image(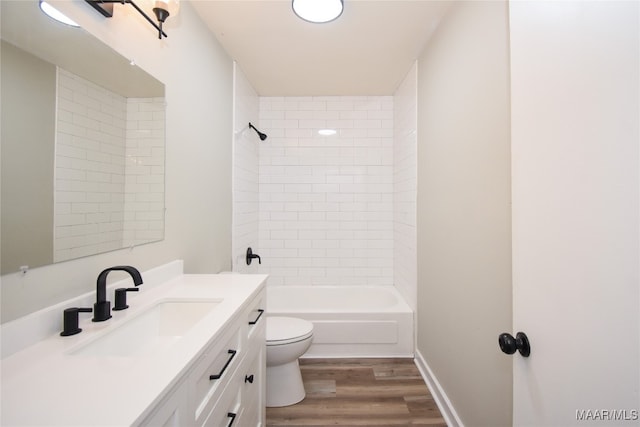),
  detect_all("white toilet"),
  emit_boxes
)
[266,316,314,407]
